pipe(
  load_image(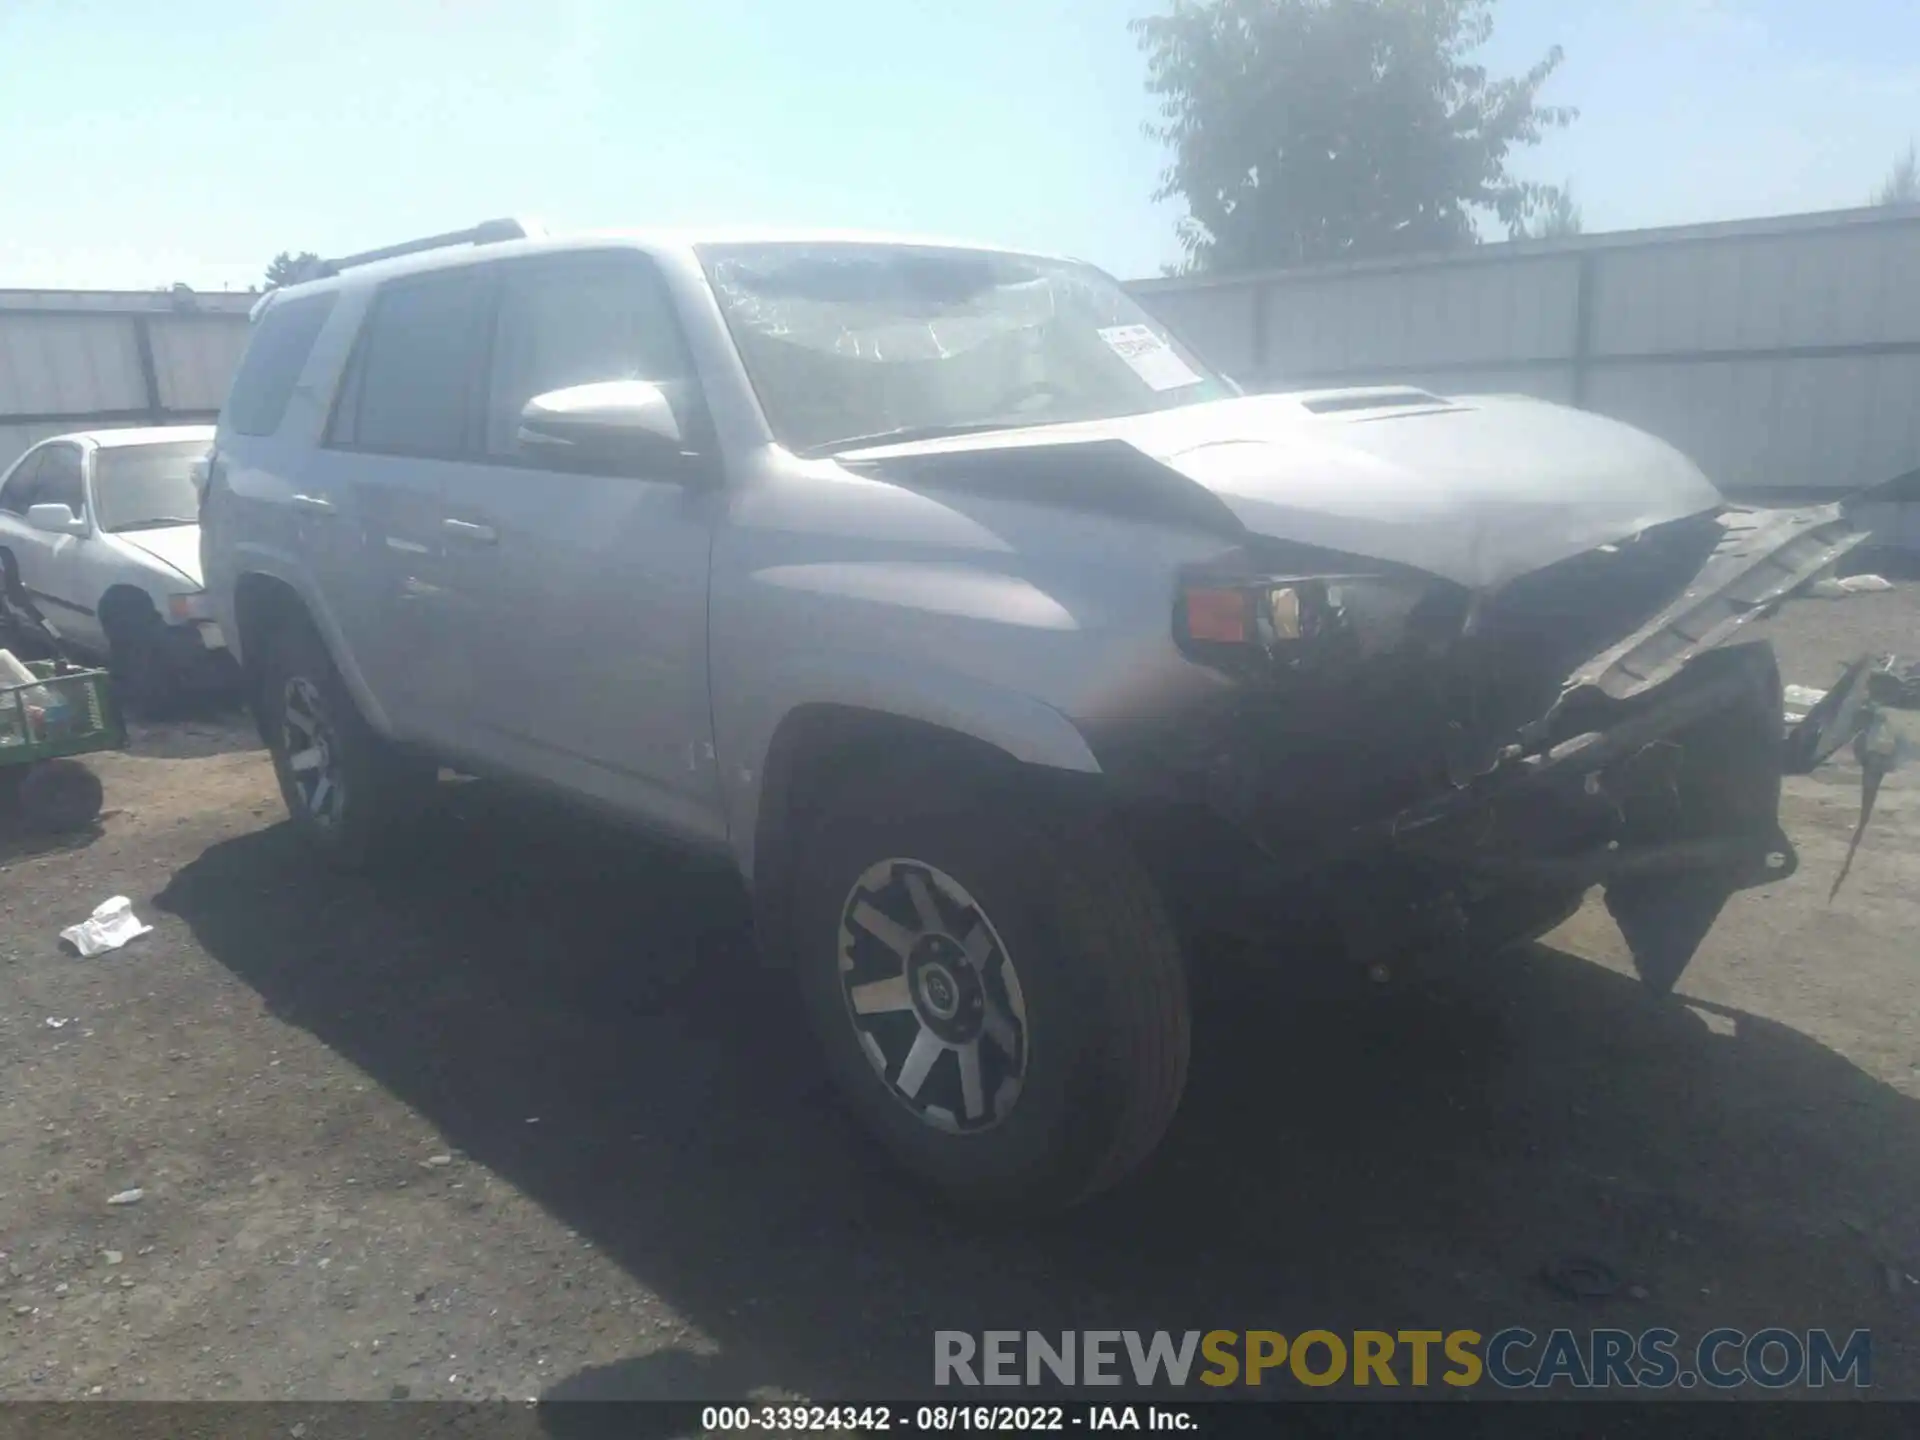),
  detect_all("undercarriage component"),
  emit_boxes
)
[1373,643,1790,995]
